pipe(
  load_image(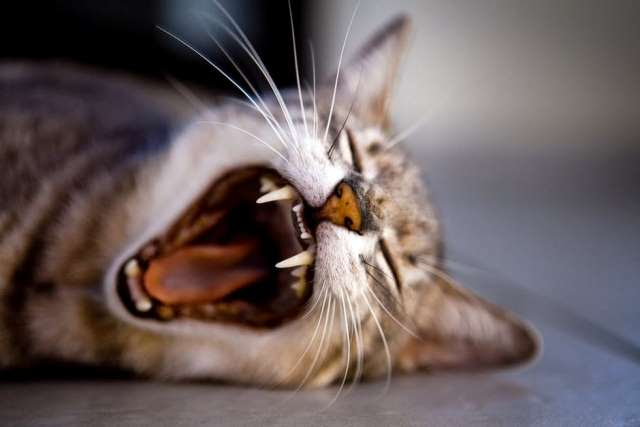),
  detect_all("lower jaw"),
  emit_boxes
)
[116,166,315,328]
